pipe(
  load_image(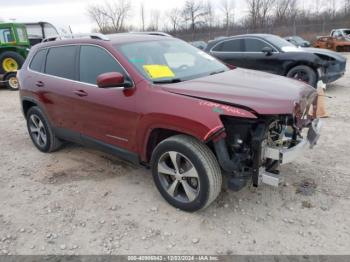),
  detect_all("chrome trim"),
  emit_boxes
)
[106,134,128,142]
[27,43,135,88]
[210,37,279,54]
